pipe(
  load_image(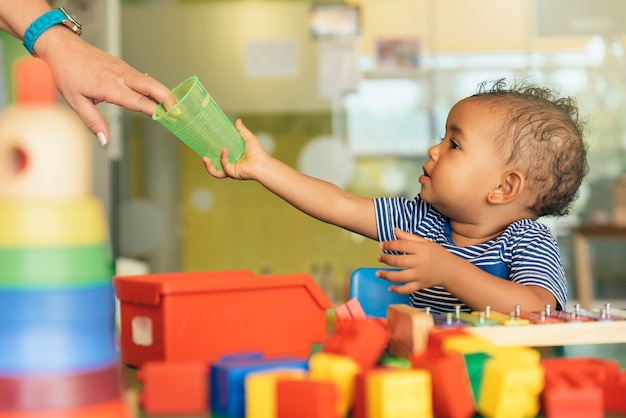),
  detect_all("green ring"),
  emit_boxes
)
[0,244,113,288]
